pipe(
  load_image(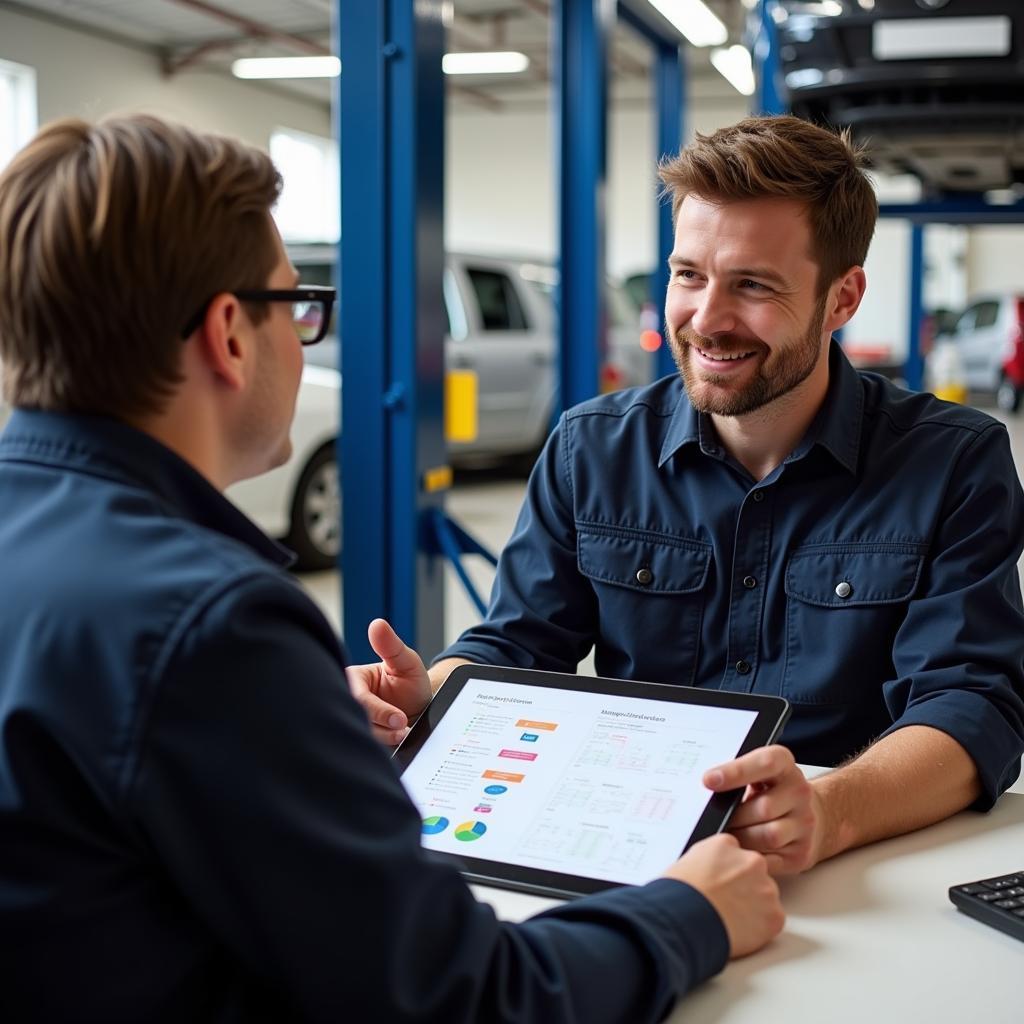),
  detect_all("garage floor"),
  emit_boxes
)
[300,407,1024,655]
